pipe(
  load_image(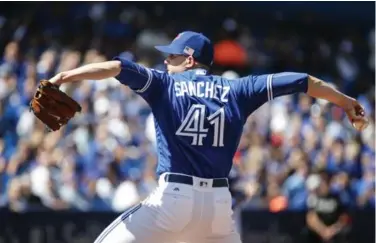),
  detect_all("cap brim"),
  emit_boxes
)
[155,45,183,55]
